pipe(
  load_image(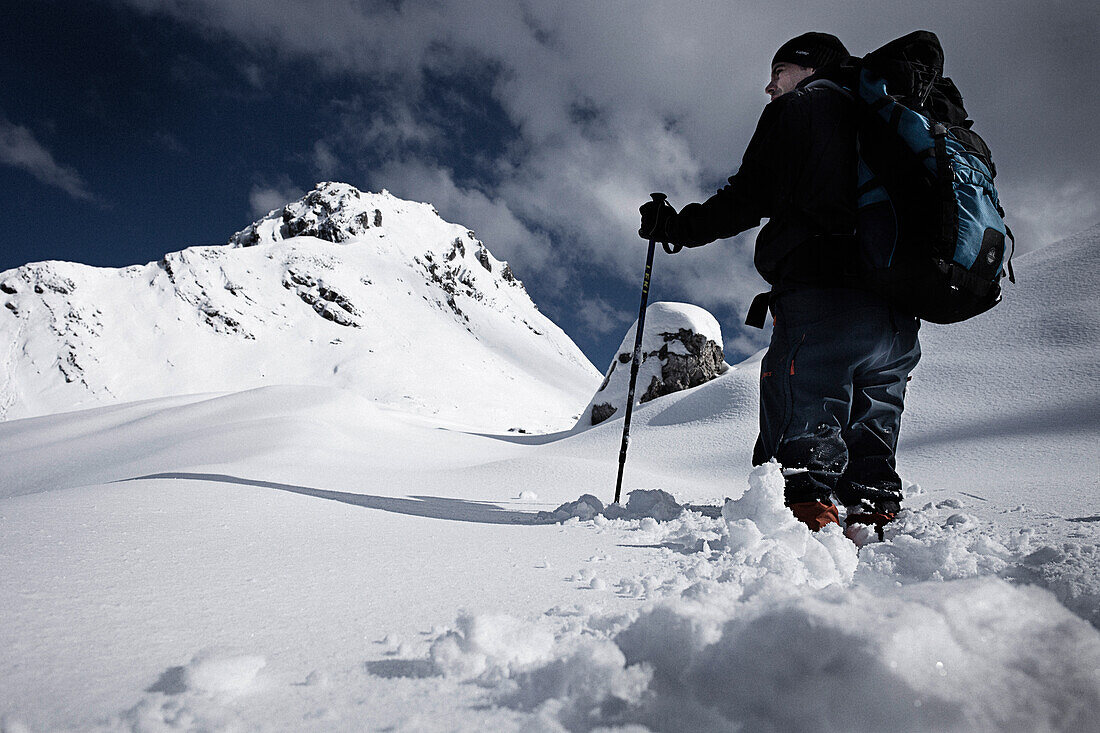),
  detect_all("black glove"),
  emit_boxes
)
[638,197,677,241]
